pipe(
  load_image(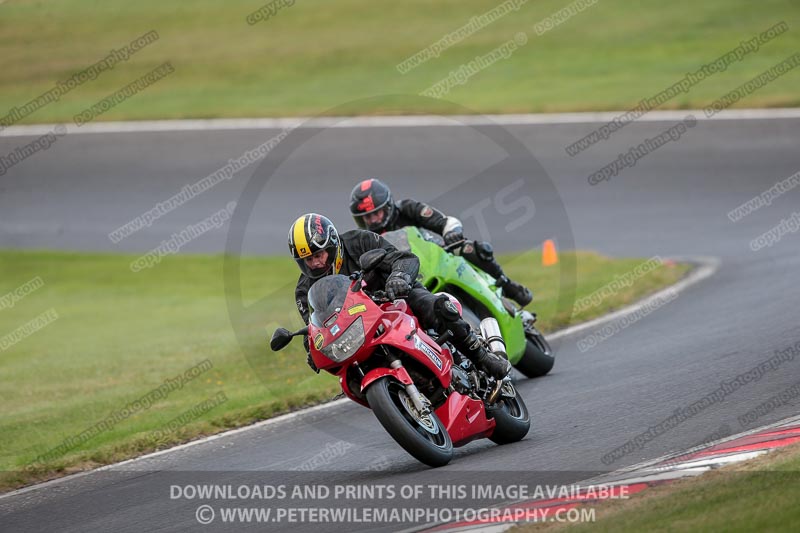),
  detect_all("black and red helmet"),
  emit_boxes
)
[349,178,396,232]
[288,213,343,279]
